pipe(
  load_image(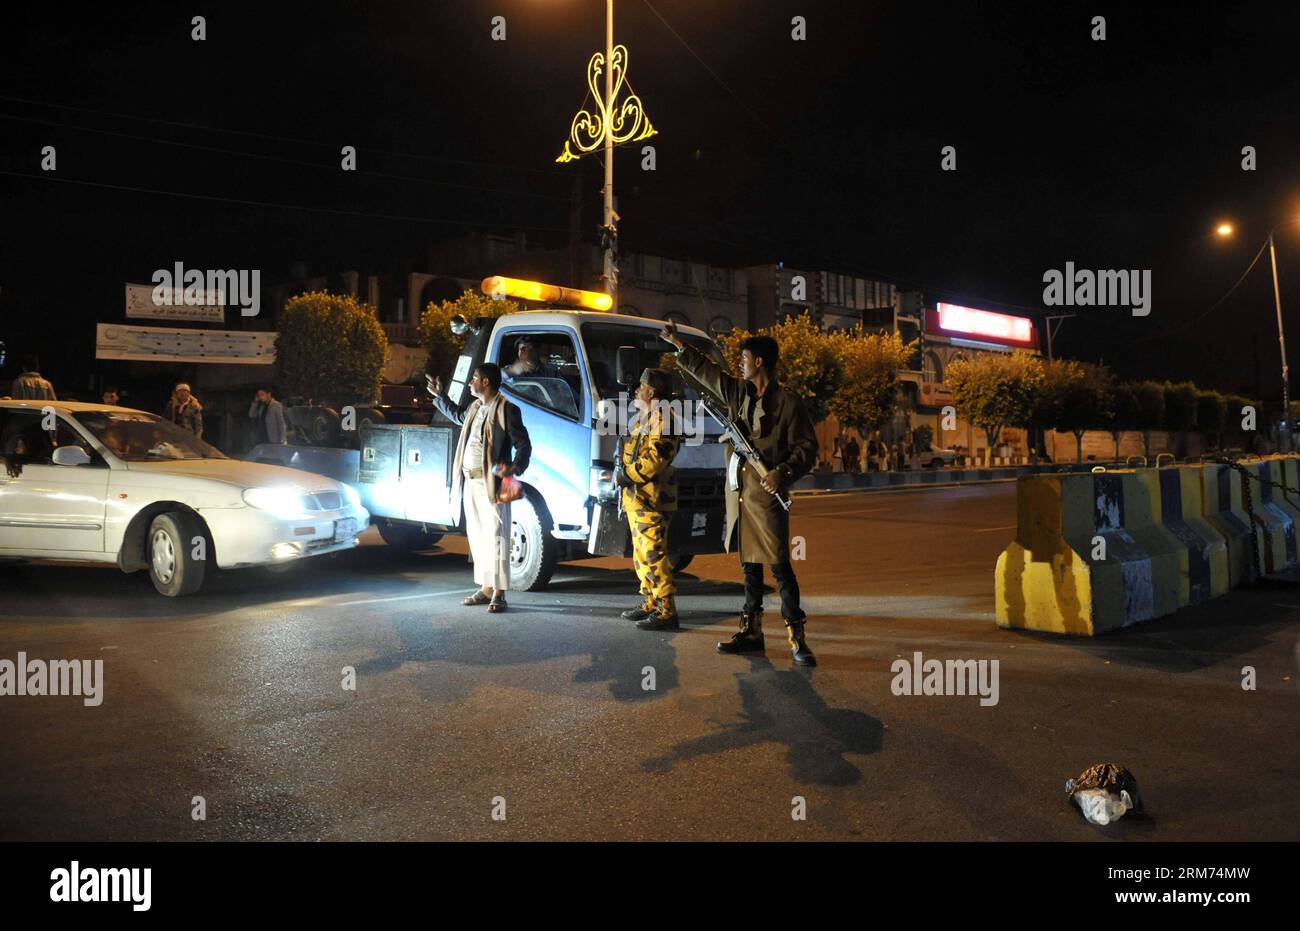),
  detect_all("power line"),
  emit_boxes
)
[1127,237,1271,345]
[0,112,573,203]
[638,0,775,134]
[0,170,574,235]
[0,93,569,177]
